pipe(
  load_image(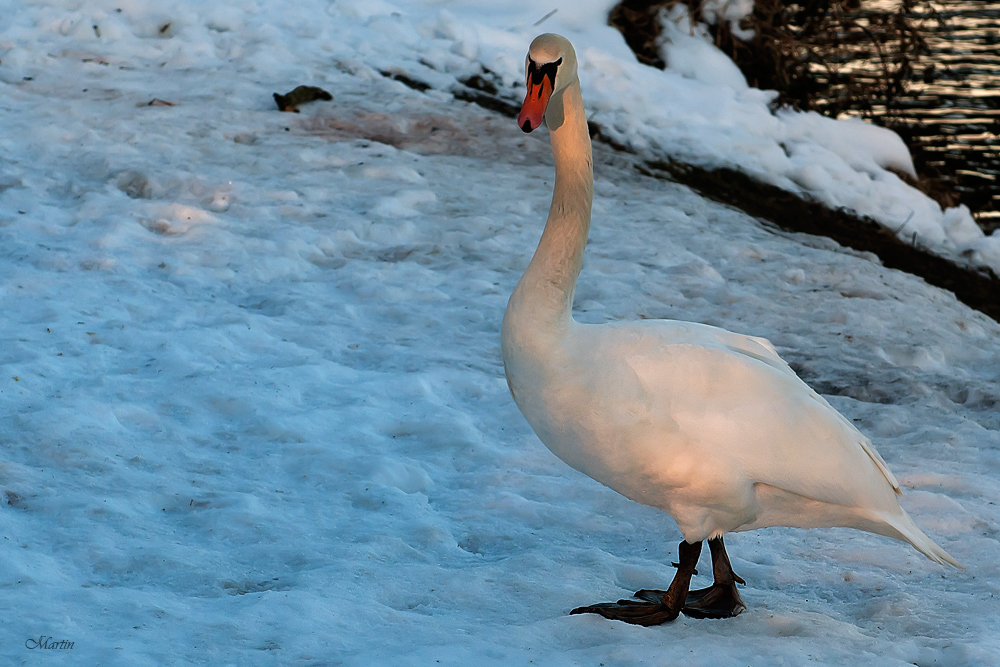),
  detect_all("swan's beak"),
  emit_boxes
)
[517,76,553,133]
